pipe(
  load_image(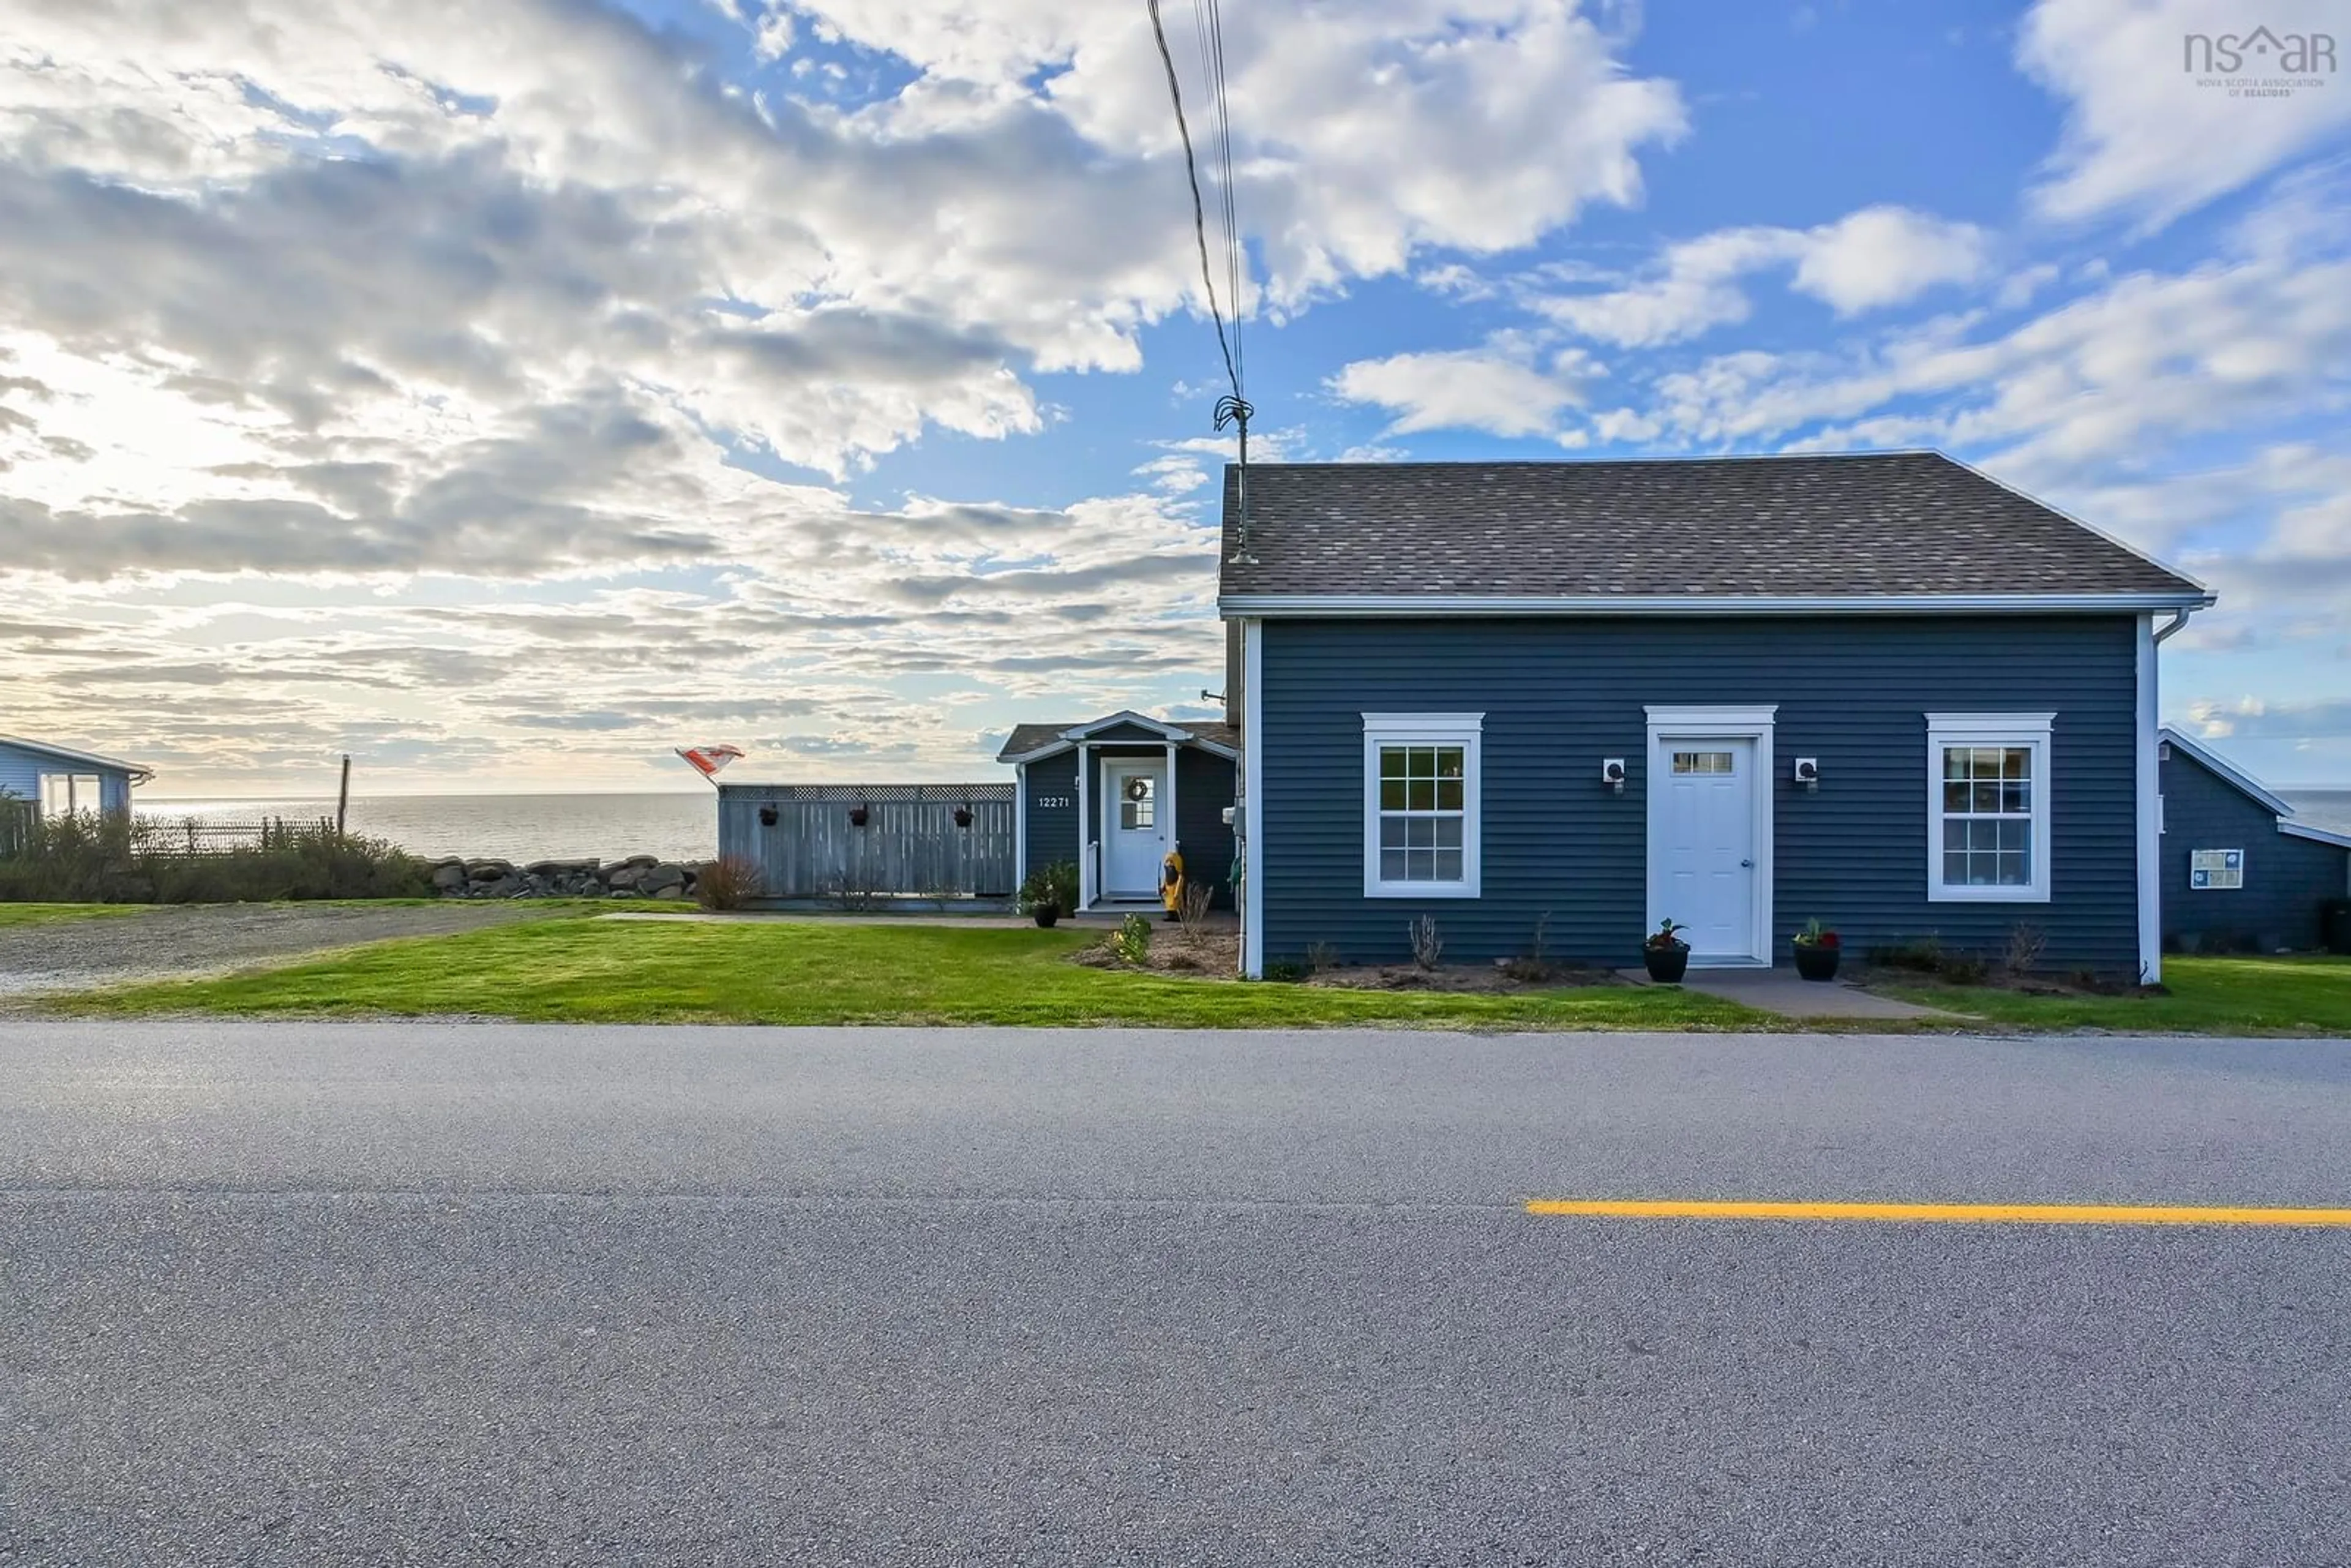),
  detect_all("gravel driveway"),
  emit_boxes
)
[0,903,547,999]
